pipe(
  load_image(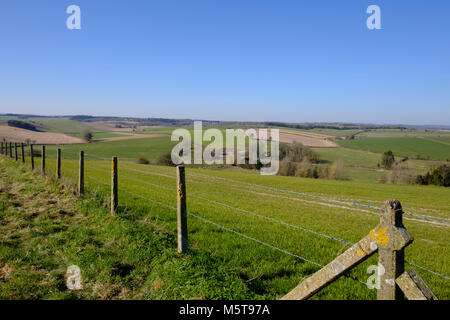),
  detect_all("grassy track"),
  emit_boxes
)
[23,152,450,300]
